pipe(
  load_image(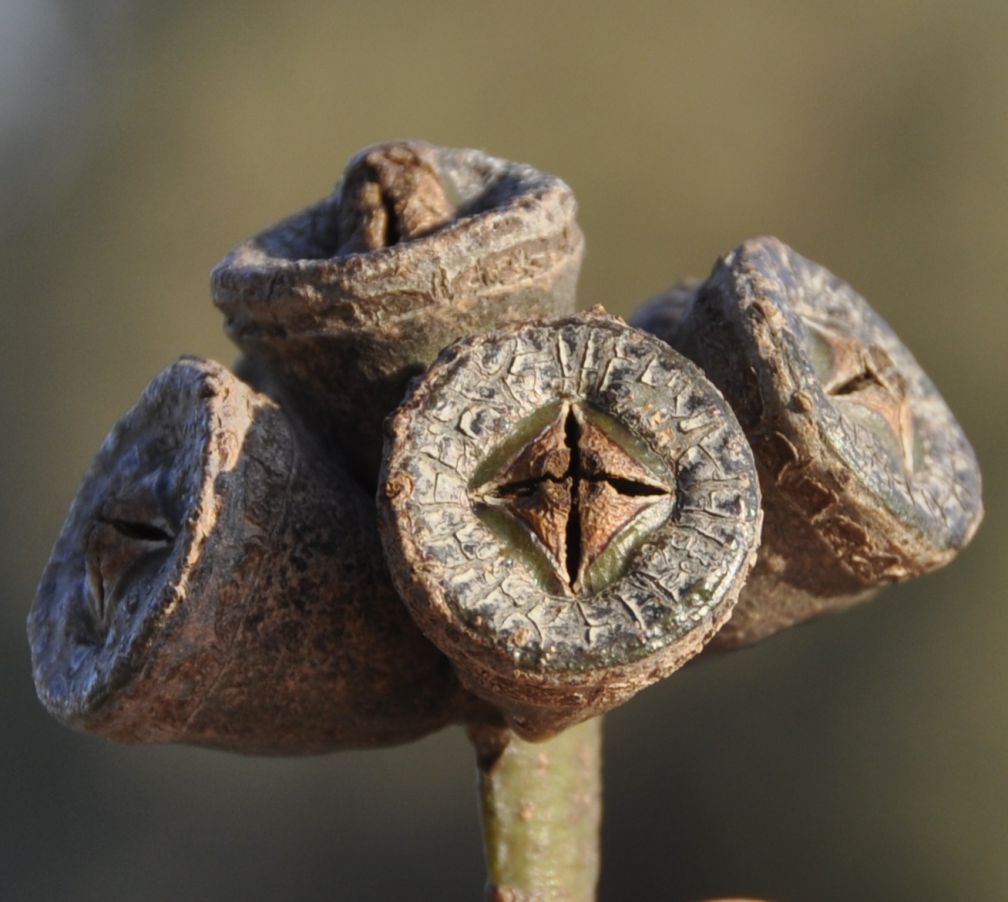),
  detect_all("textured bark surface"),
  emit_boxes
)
[632,237,983,647]
[472,718,602,902]
[212,140,585,483]
[28,358,468,753]
[379,310,761,737]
